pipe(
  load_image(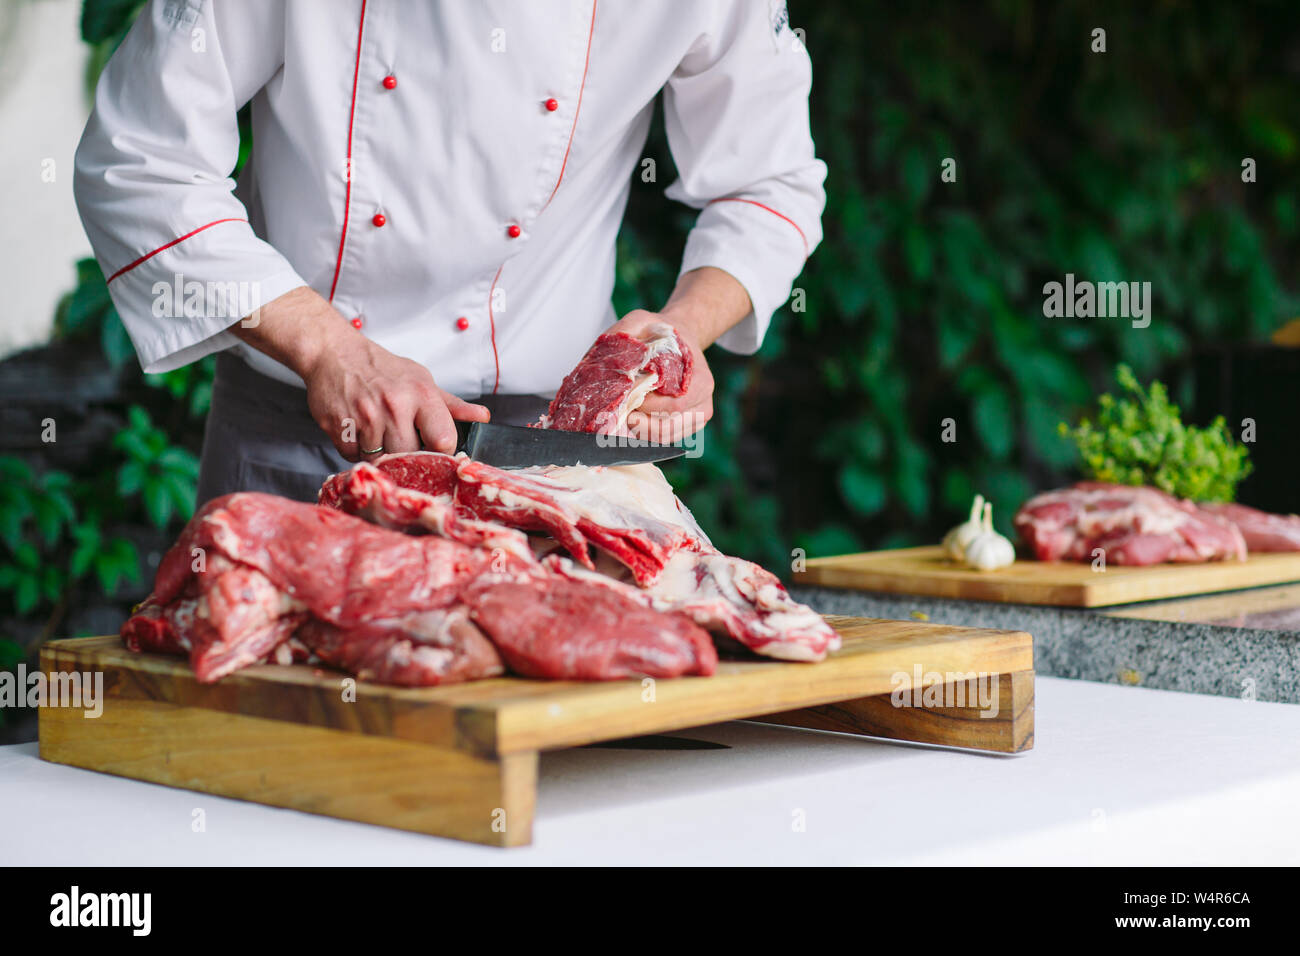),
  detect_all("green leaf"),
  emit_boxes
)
[117,460,145,496]
[837,464,888,517]
[972,385,1016,459]
[93,538,140,595]
[0,456,35,484]
[798,524,862,559]
[81,0,144,45]
[142,475,174,529]
[0,639,25,672]
[15,575,40,615]
[0,508,23,552]
[893,439,931,519]
[100,312,135,368]
[42,565,64,602]
[69,527,101,579]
